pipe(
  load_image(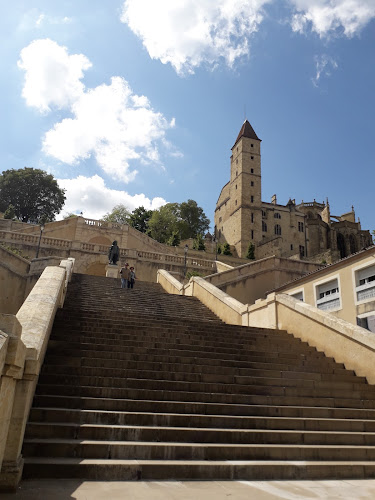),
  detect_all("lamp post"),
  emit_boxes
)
[35,224,45,258]
[184,244,188,278]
